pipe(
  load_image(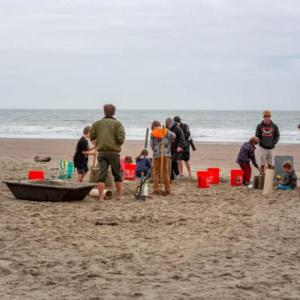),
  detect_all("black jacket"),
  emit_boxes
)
[73,136,89,168]
[255,121,280,149]
[170,124,185,153]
